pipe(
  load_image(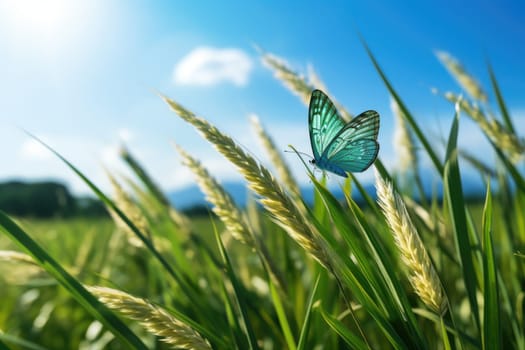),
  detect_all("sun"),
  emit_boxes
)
[0,0,71,41]
[0,0,100,57]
